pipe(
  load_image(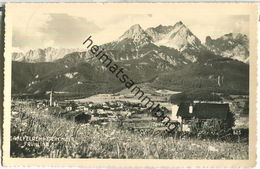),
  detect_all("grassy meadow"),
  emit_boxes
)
[11,105,248,159]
